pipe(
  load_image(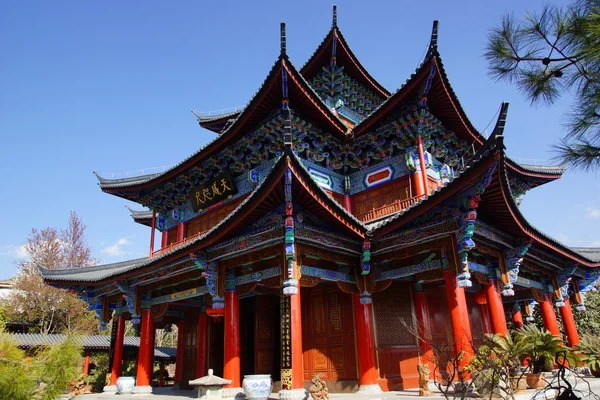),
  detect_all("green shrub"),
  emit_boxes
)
[0,334,83,400]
